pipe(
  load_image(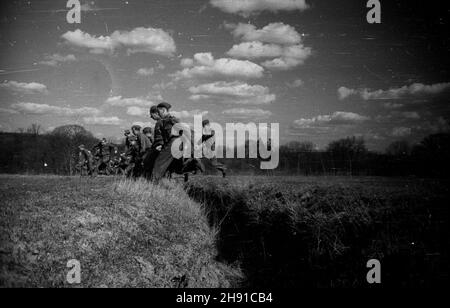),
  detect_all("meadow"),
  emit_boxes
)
[0,174,448,288]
